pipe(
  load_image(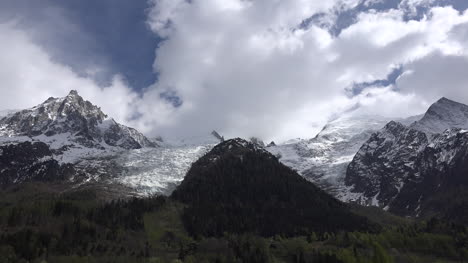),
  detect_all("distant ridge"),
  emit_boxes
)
[0,90,156,150]
[409,97,468,134]
[345,97,468,223]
